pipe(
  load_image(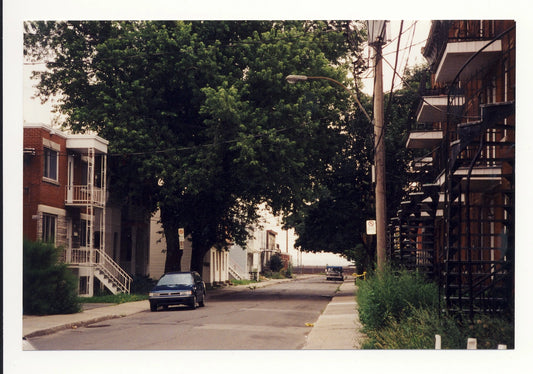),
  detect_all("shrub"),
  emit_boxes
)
[131,275,157,294]
[268,253,284,272]
[357,267,438,330]
[283,262,293,278]
[23,239,81,315]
